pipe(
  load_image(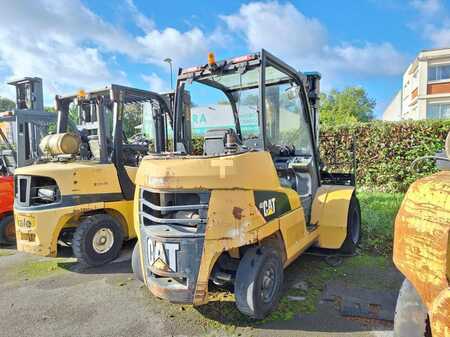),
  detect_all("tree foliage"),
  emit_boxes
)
[320,87,375,126]
[0,97,15,112]
[123,103,143,138]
